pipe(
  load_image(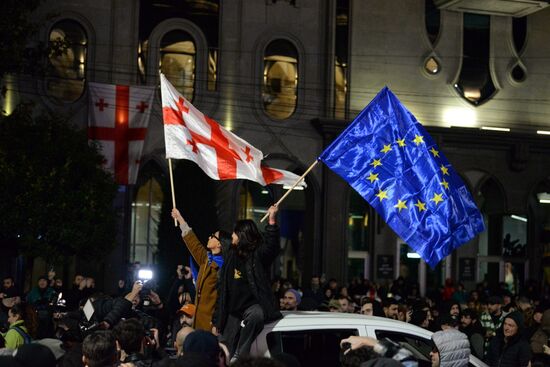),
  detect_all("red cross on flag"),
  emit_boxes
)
[160,74,306,188]
[88,82,155,185]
